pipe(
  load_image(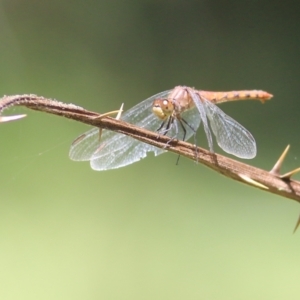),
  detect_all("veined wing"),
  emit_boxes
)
[203,98,256,159]
[69,90,201,171]
[188,89,214,152]
[69,90,169,170]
